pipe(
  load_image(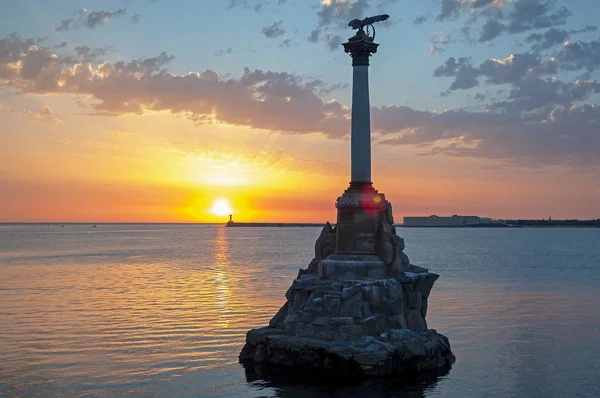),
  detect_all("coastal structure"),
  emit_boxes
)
[239,16,455,377]
[404,215,492,227]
